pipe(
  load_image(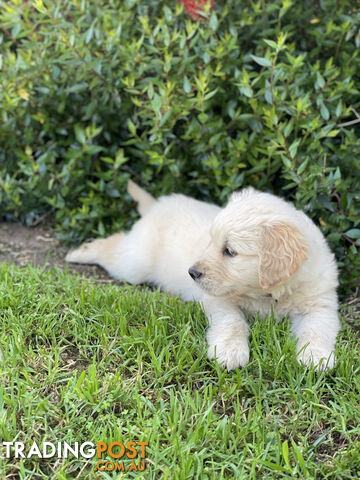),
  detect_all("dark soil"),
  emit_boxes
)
[0,222,112,282]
